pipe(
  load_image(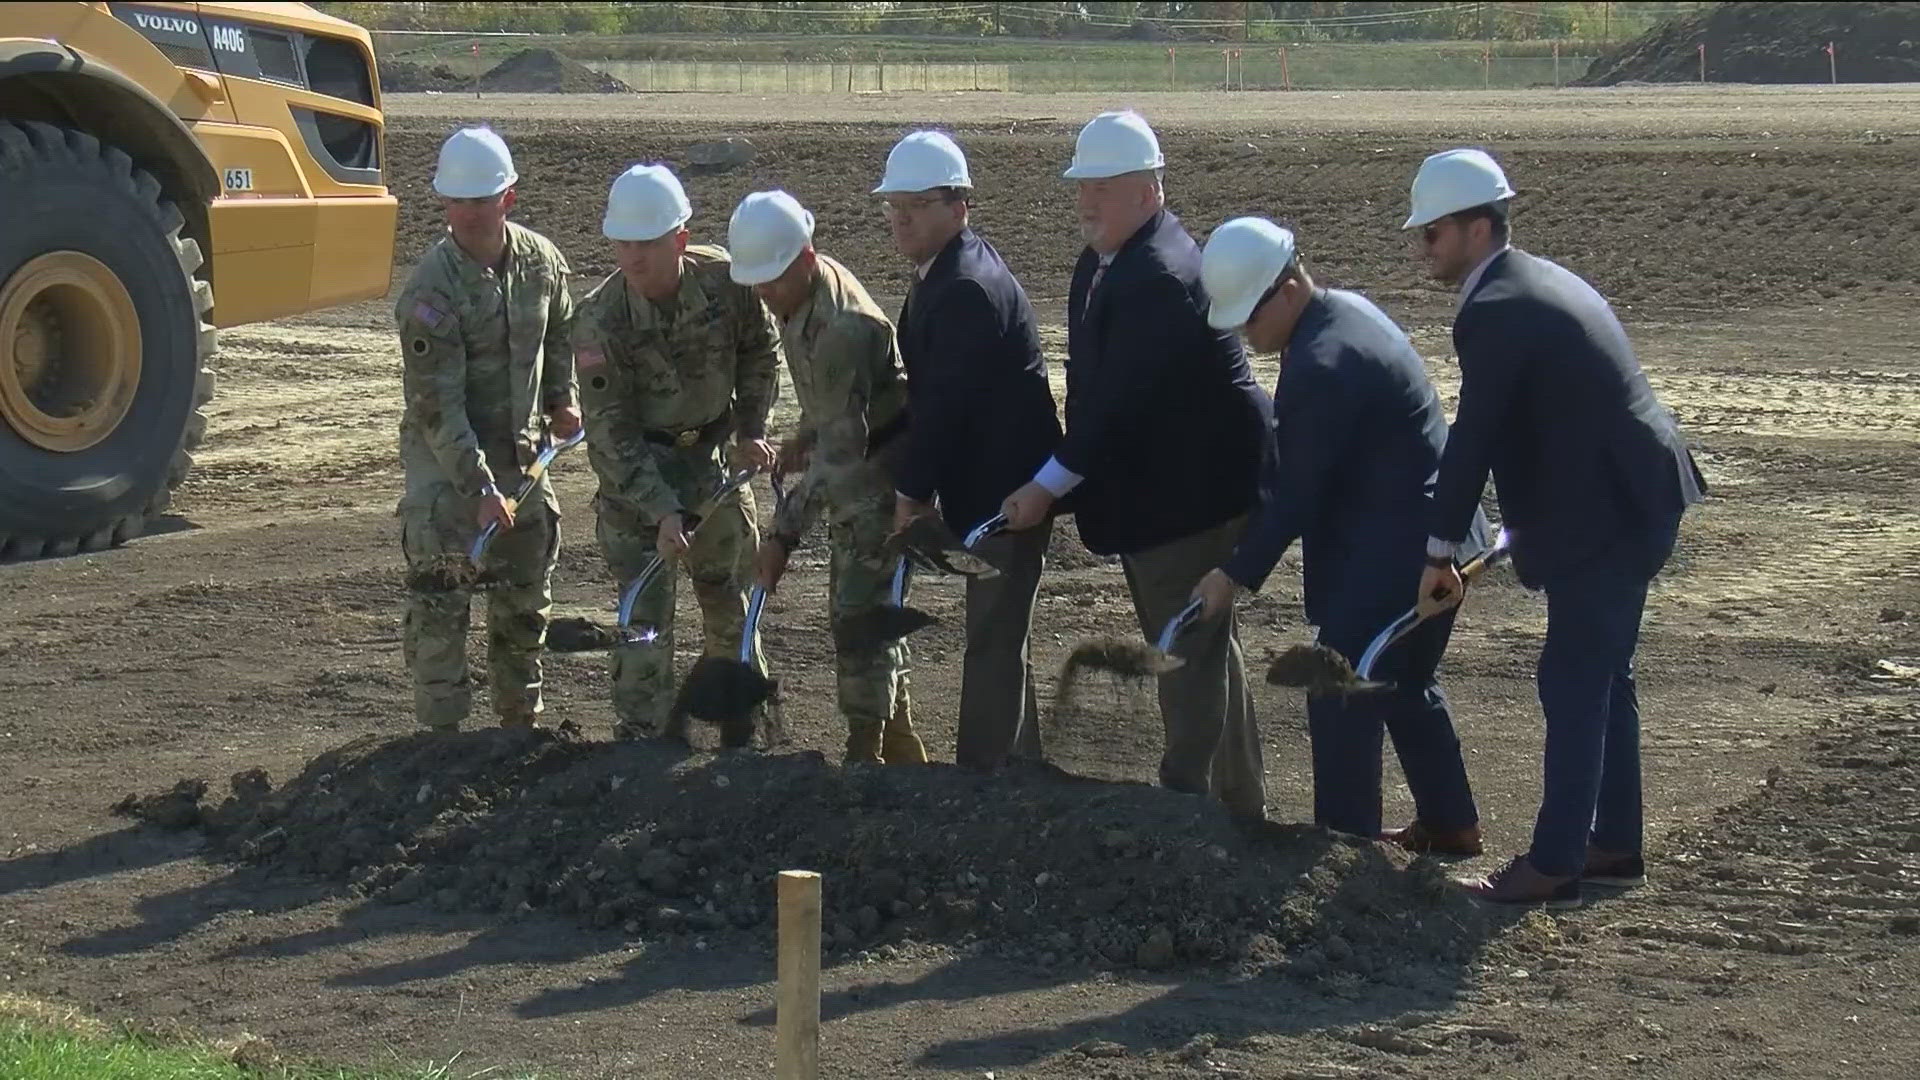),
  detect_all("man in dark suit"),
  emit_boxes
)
[1190,217,1487,851]
[1408,148,1707,907]
[878,130,1064,770]
[1001,111,1272,820]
